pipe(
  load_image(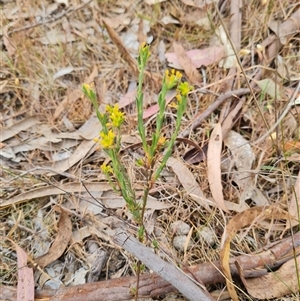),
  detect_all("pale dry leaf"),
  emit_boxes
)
[215,25,237,69]
[256,78,283,98]
[71,226,101,244]
[0,147,16,160]
[53,66,74,81]
[85,65,99,84]
[158,39,166,63]
[143,90,177,119]
[121,134,141,144]
[16,243,34,301]
[268,19,293,45]
[9,117,98,154]
[54,89,81,120]
[180,0,218,7]
[12,137,79,154]
[179,9,211,29]
[40,134,101,175]
[78,194,104,216]
[0,182,112,209]
[72,222,115,245]
[165,46,224,69]
[75,115,102,140]
[220,206,293,301]
[55,0,69,6]
[1,116,40,142]
[118,87,137,108]
[29,82,40,106]
[39,29,76,45]
[35,209,72,268]
[207,122,229,212]
[167,156,209,209]
[138,19,147,43]
[180,0,197,6]
[102,191,172,210]
[2,237,35,301]
[33,210,51,257]
[239,250,300,299]
[100,14,130,30]
[120,18,153,55]
[161,15,180,25]
[172,41,202,85]
[144,0,166,4]
[276,54,288,80]
[40,265,62,289]
[224,130,268,207]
